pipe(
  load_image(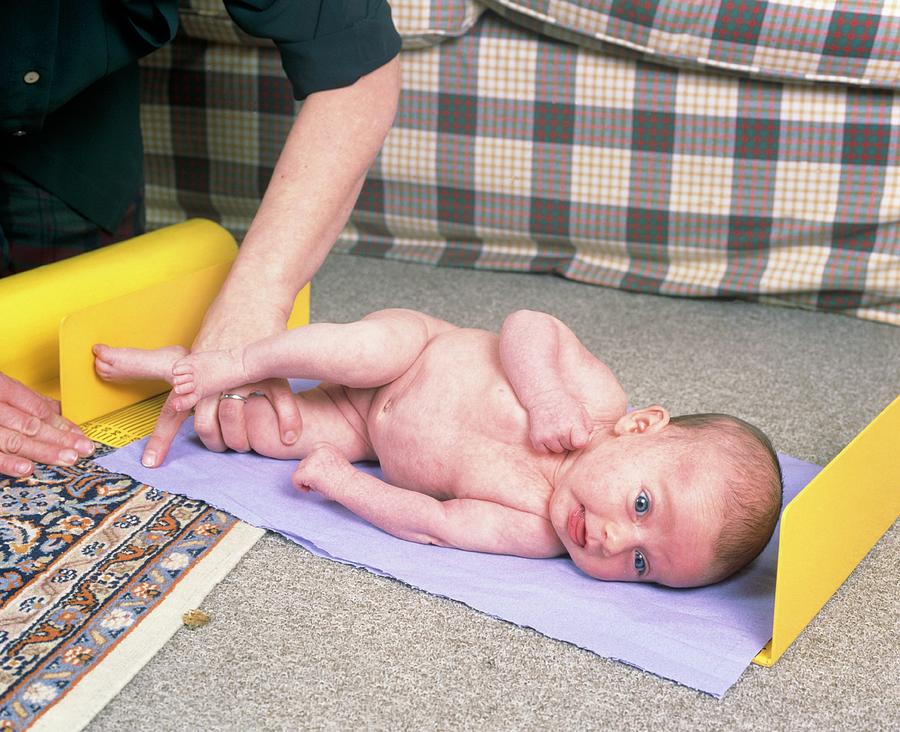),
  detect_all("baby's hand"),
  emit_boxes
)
[292,443,352,498]
[527,391,592,453]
